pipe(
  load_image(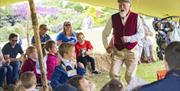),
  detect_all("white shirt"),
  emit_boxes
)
[169,28,180,42]
[61,58,76,68]
[61,58,77,77]
[102,12,145,49]
[26,88,39,91]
